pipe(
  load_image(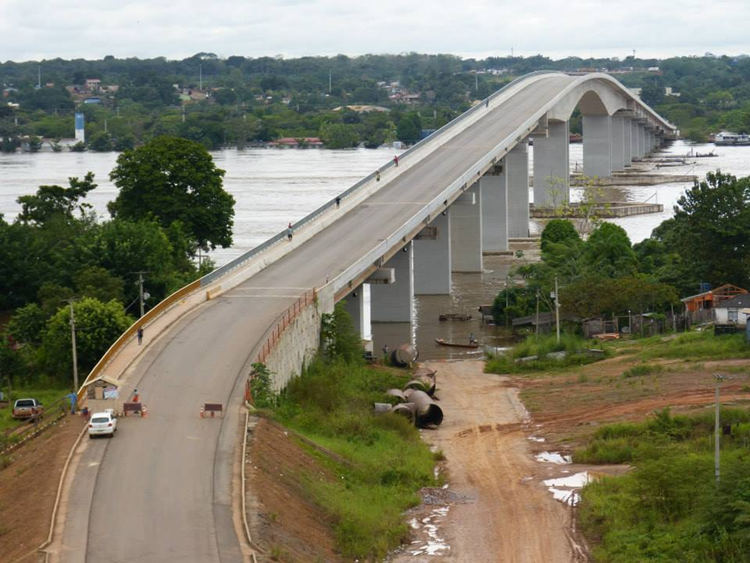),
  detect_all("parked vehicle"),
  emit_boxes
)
[12,398,44,420]
[88,410,117,438]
